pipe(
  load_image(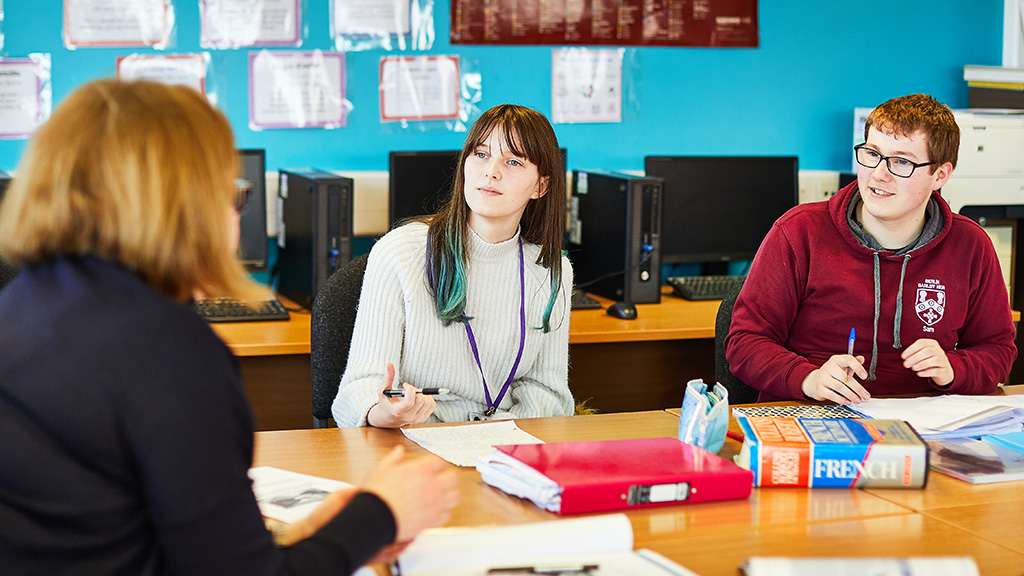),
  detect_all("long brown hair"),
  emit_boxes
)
[425,104,565,332]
